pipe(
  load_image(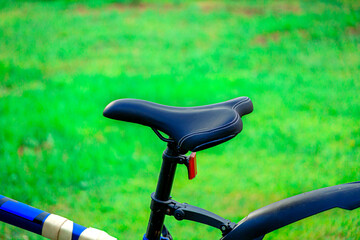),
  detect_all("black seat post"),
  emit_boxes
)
[145,146,181,240]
